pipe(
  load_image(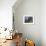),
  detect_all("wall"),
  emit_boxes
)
[0,0,16,30]
[13,0,41,46]
[41,0,46,46]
